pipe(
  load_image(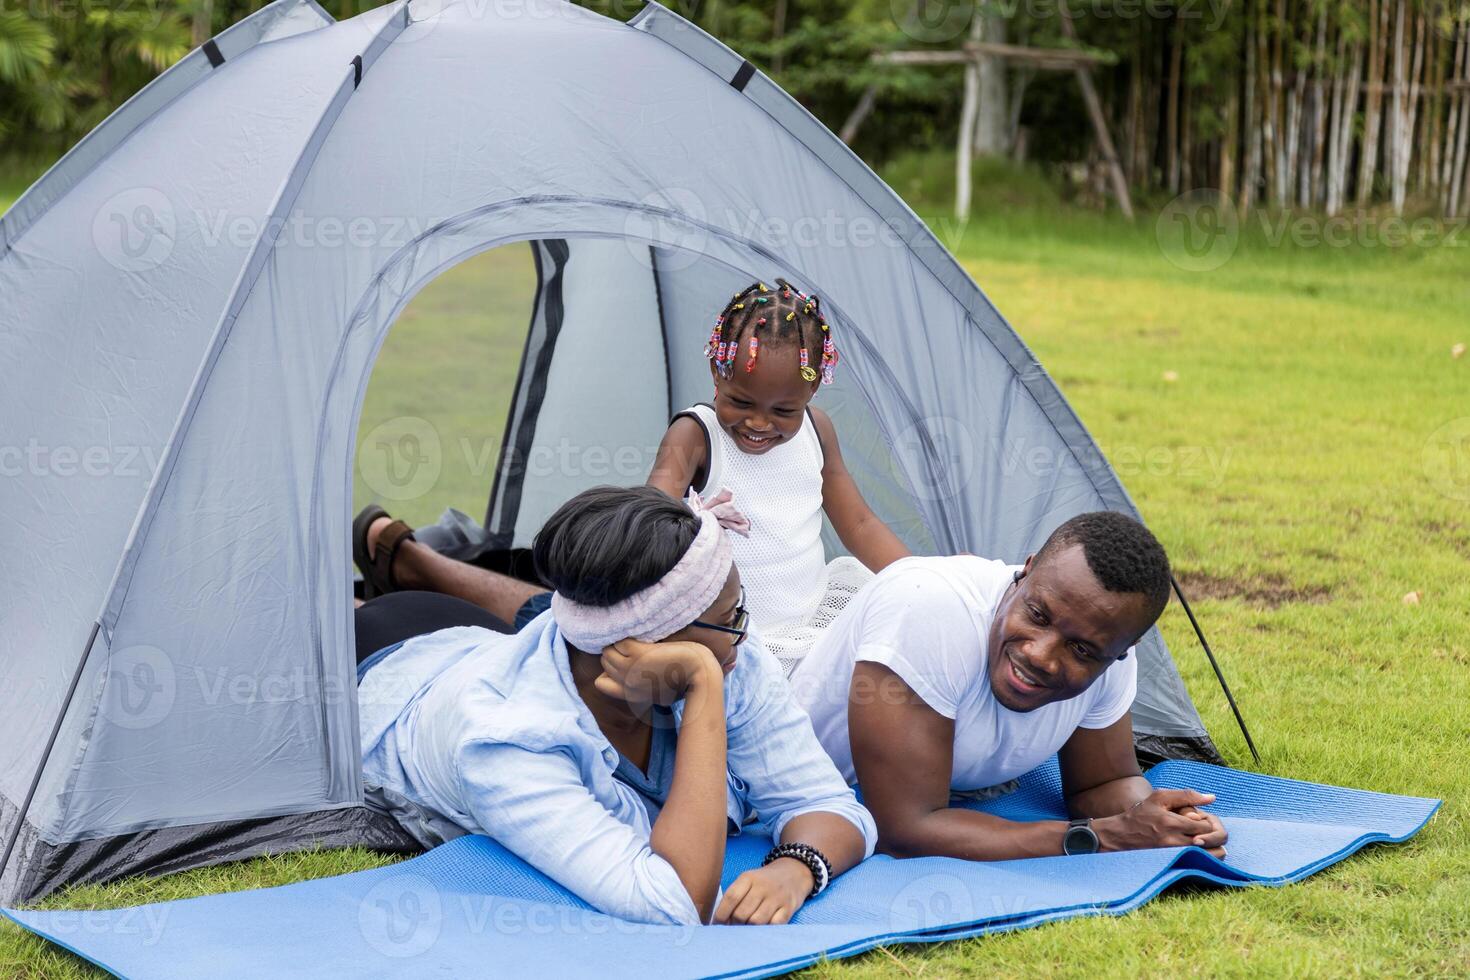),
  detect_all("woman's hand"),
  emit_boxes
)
[712,859,813,925]
[596,638,721,707]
